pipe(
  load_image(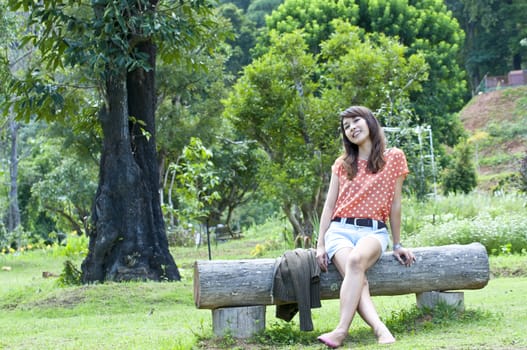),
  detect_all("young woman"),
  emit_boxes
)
[316,106,415,348]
